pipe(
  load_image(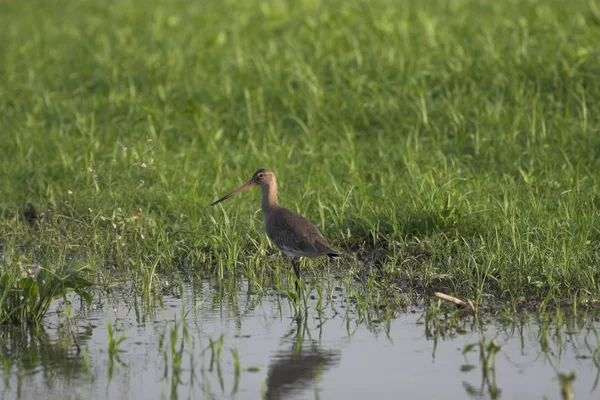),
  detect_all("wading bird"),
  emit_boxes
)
[210,168,339,294]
